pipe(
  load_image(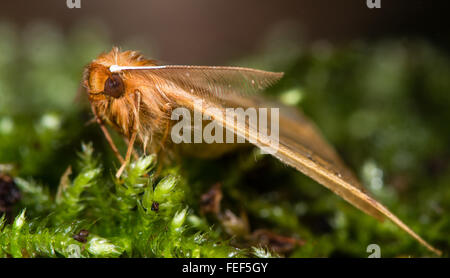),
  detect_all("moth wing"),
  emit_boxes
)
[130,66,440,255]
[217,95,385,218]
[214,95,439,255]
[129,65,283,100]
